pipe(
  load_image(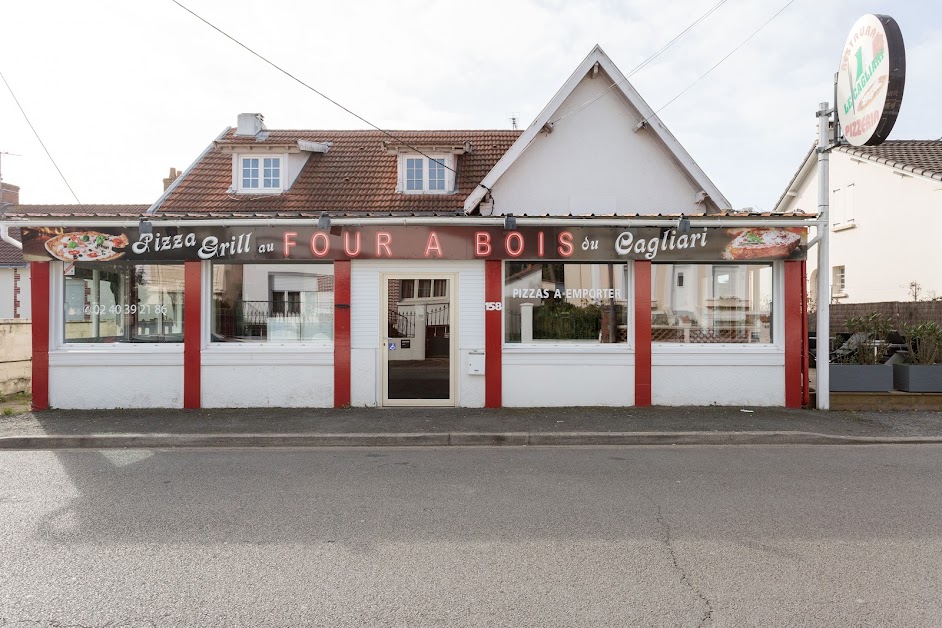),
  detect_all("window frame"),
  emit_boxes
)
[51,261,186,352]
[502,261,633,349]
[650,261,781,349]
[398,277,450,302]
[234,153,286,194]
[832,265,847,297]
[207,261,336,347]
[397,154,455,194]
